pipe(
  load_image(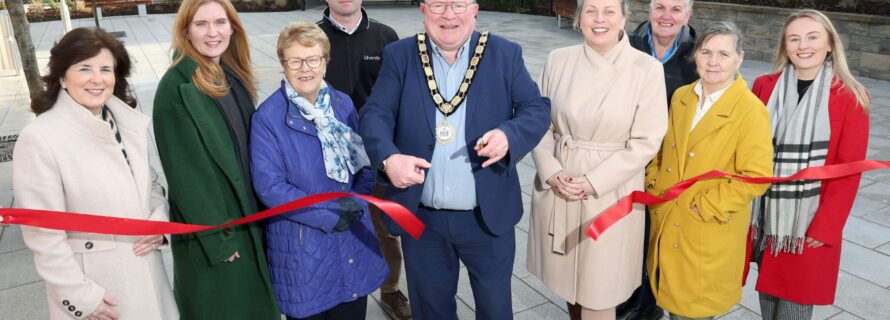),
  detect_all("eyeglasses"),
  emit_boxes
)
[282,56,324,70]
[425,1,472,14]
